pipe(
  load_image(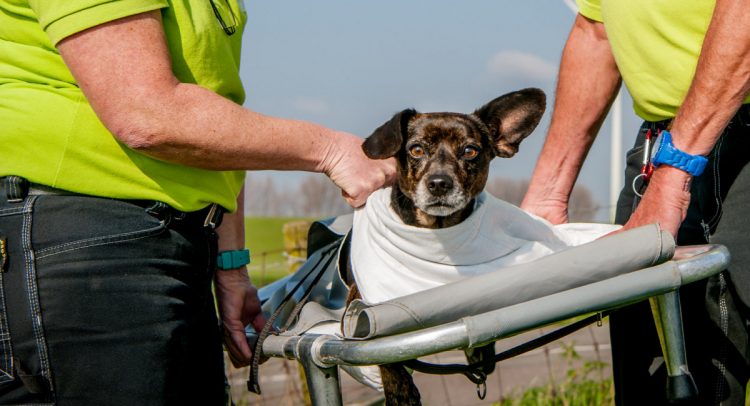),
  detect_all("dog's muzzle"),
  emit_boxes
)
[415,175,468,216]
